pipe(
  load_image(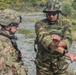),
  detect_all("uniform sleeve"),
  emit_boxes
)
[62,25,72,49]
[0,38,17,70]
[35,22,52,50]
